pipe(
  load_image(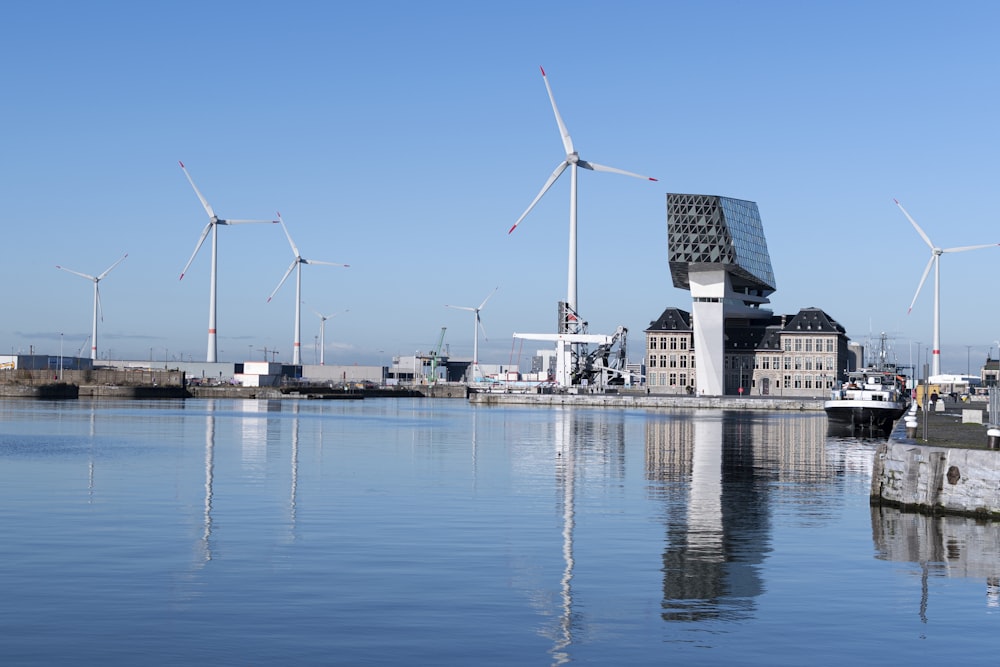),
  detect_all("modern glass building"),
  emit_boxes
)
[667,193,776,297]
[666,194,777,395]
